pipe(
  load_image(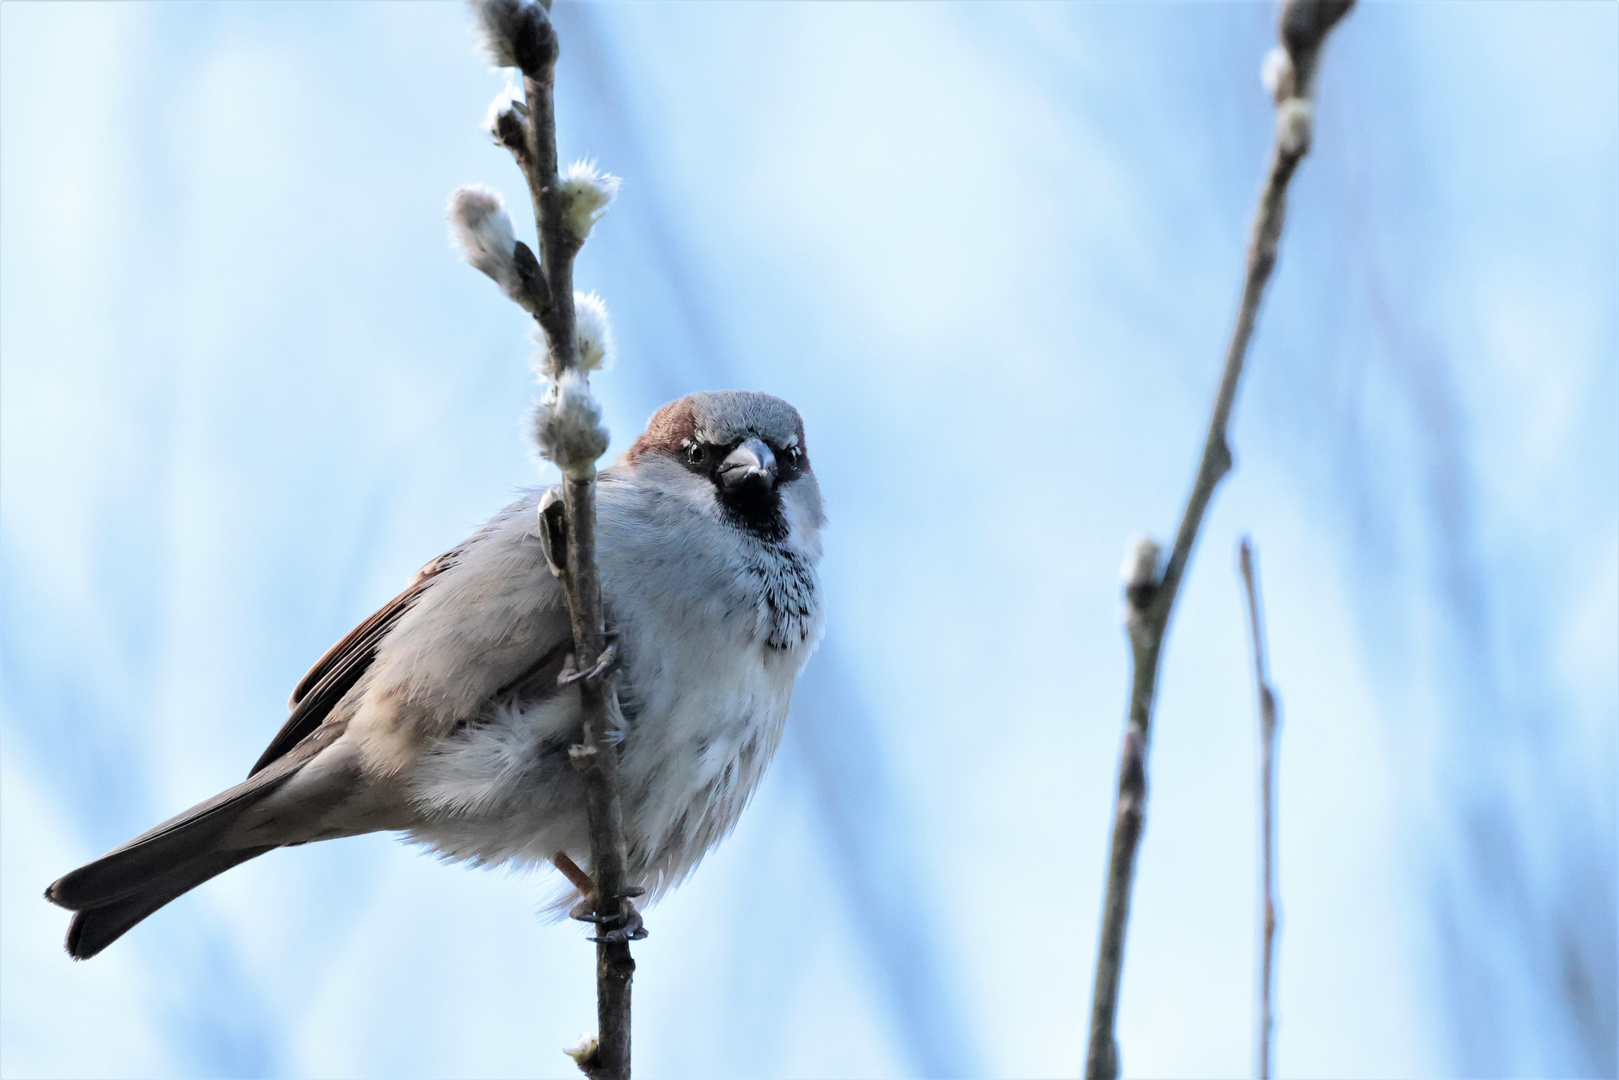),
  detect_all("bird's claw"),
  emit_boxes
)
[557,635,619,687]
[569,893,648,942]
[592,916,647,945]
